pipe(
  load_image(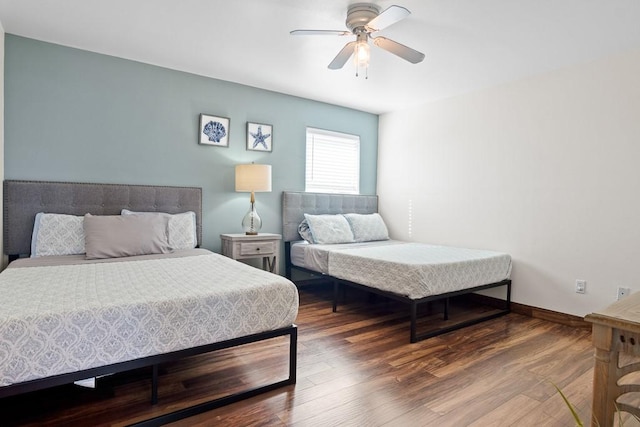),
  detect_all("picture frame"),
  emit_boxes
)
[199,114,230,147]
[246,122,273,152]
